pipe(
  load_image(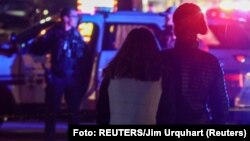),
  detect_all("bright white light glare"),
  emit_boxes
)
[238,17,247,22]
[77,0,95,14]
[142,0,149,12]
[77,0,115,13]
[43,9,49,15]
[200,8,207,14]
[39,29,47,36]
[246,72,250,77]
[40,19,46,24]
[95,0,114,7]
[220,0,250,12]
[235,1,250,11]
[45,16,51,21]
[219,1,234,11]
[142,0,148,5]
[6,10,26,17]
